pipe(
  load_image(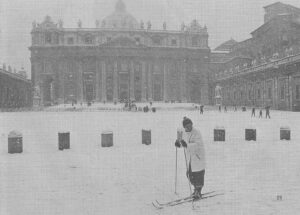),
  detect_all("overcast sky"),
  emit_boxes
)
[1,0,300,76]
